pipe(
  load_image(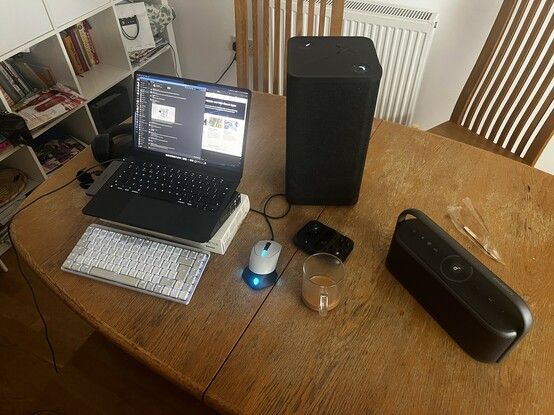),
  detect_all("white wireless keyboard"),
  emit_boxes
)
[61,224,210,305]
